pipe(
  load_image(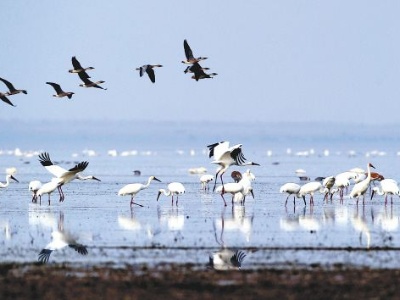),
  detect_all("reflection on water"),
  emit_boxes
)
[0,220,11,240]
[38,211,89,263]
[208,207,253,270]
[214,206,254,242]
[157,206,185,231]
